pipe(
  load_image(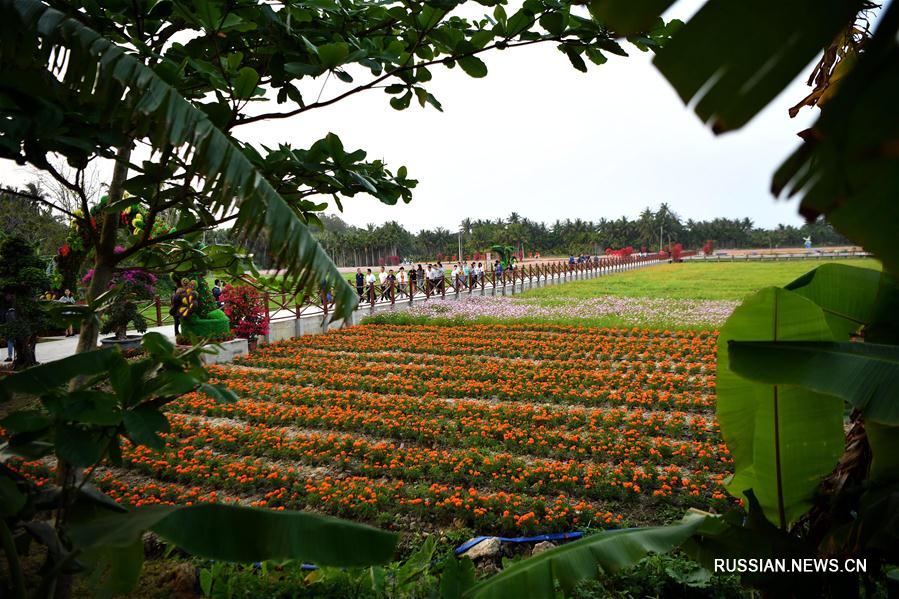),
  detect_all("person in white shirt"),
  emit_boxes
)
[365,269,376,302]
[435,262,445,292]
[451,264,460,289]
[378,266,388,299]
